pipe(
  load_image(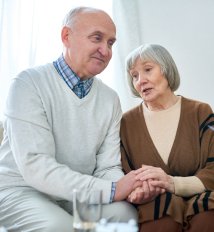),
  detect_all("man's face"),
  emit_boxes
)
[63,11,116,79]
